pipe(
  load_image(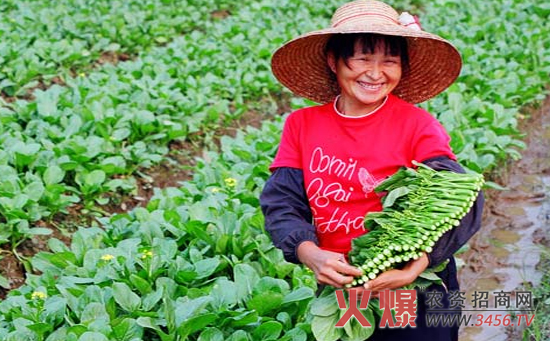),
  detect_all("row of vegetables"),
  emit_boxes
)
[0,0,244,96]
[0,0,332,251]
[0,0,548,339]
